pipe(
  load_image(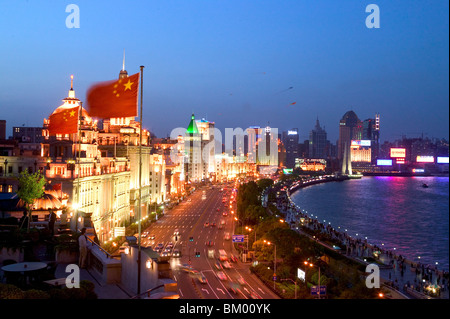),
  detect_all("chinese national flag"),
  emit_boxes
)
[86,72,139,118]
[48,106,79,135]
